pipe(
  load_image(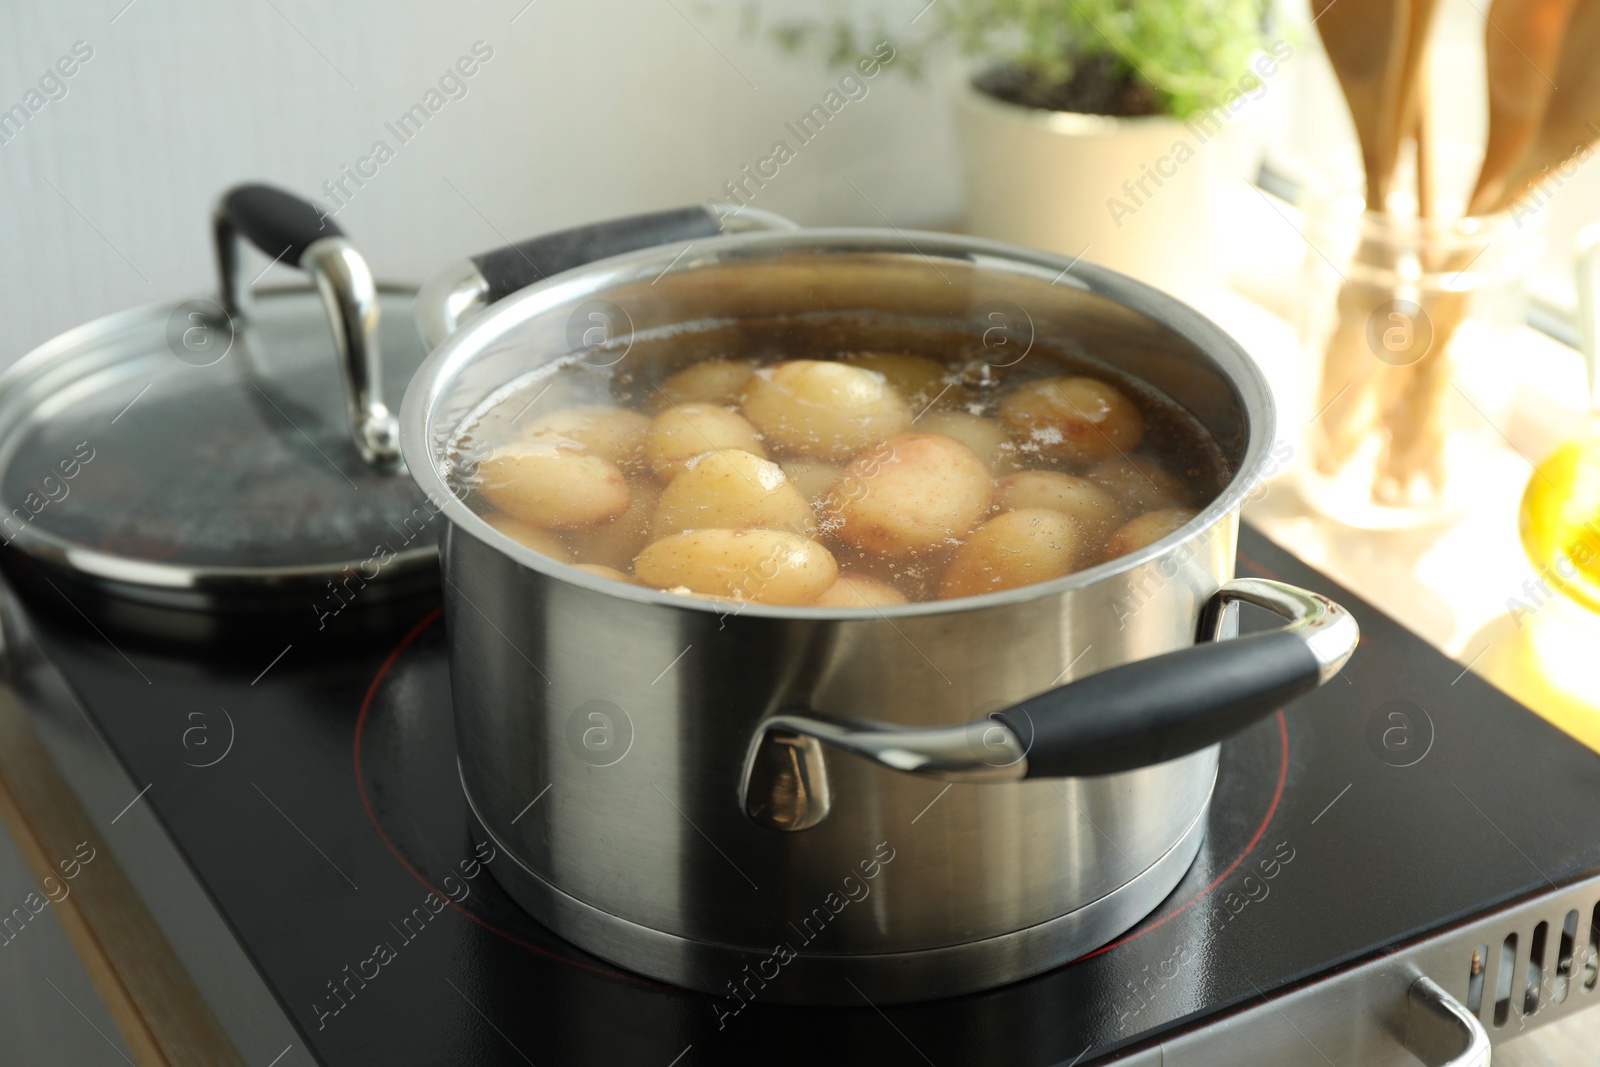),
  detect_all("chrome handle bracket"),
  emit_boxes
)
[1198,576,1360,683]
[300,237,402,469]
[212,216,400,470]
[741,714,1027,833]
